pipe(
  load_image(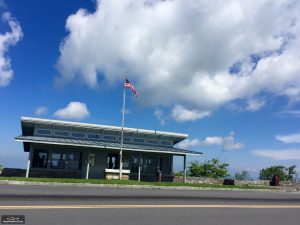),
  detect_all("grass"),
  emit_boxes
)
[0,176,275,190]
